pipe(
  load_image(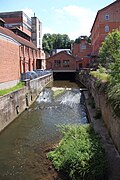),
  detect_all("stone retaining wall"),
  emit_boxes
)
[82,75,120,153]
[0,73,53,132]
